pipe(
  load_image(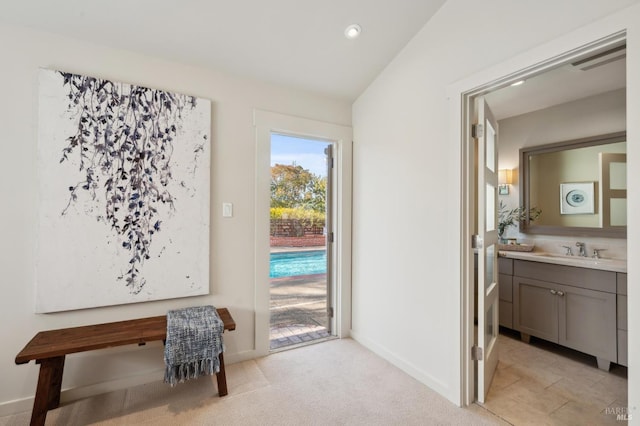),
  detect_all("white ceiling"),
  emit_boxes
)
[0,0,447,101]
[0,1,626,107]
[485,54,626,120]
